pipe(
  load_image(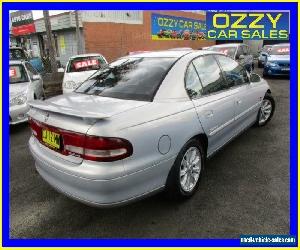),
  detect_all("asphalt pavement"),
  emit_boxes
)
[9,67,290,238]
